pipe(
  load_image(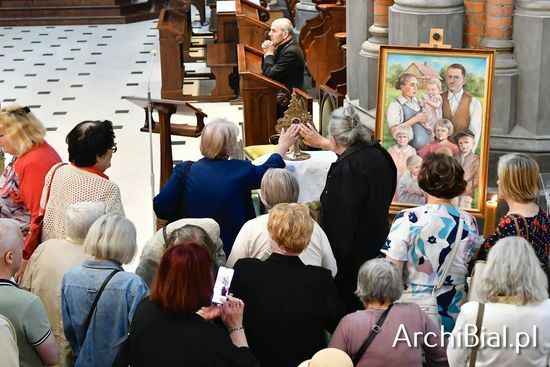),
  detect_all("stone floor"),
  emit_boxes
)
[0,16,249,270]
